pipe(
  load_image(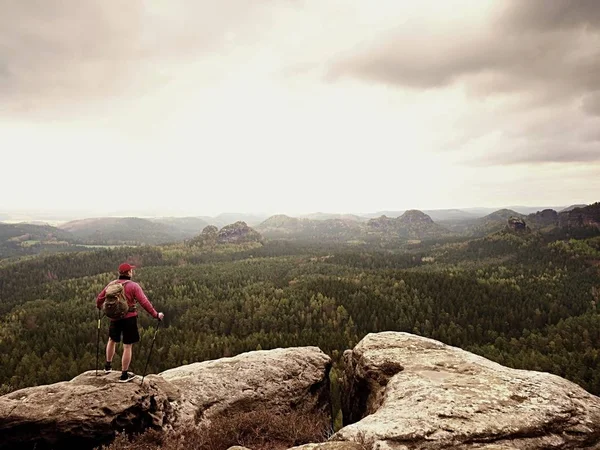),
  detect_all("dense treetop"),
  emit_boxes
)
[0,209,599,411]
